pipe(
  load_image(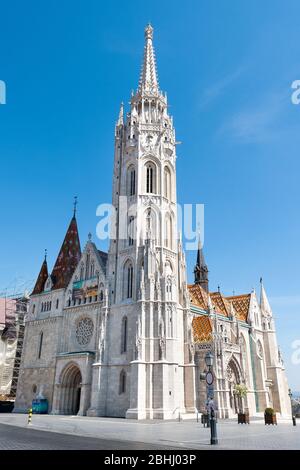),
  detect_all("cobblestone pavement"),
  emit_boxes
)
[0,414,299,450]
[0,423,177,450]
